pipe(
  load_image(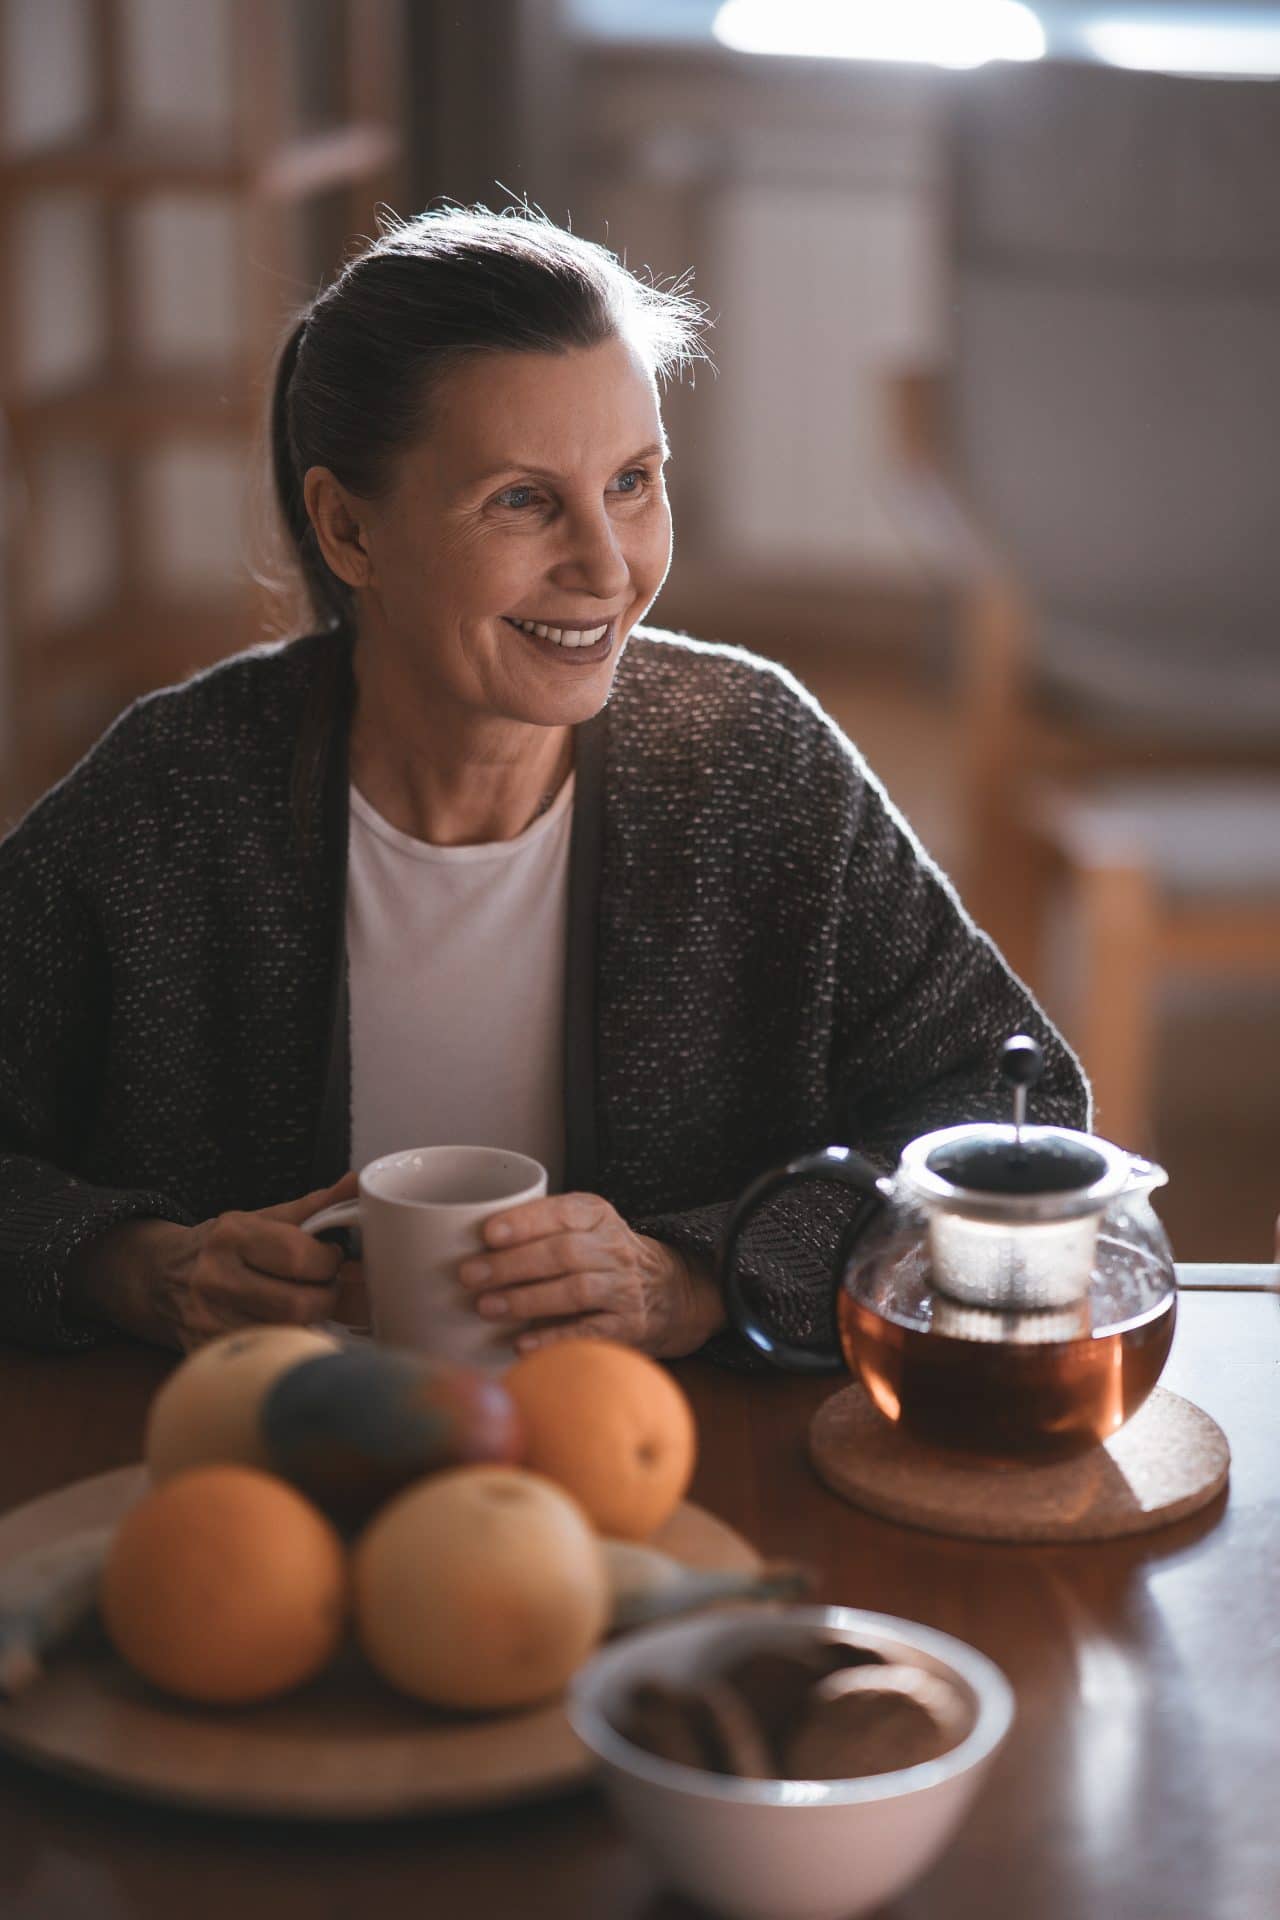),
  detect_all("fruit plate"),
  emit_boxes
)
[0,1466,760,1820]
